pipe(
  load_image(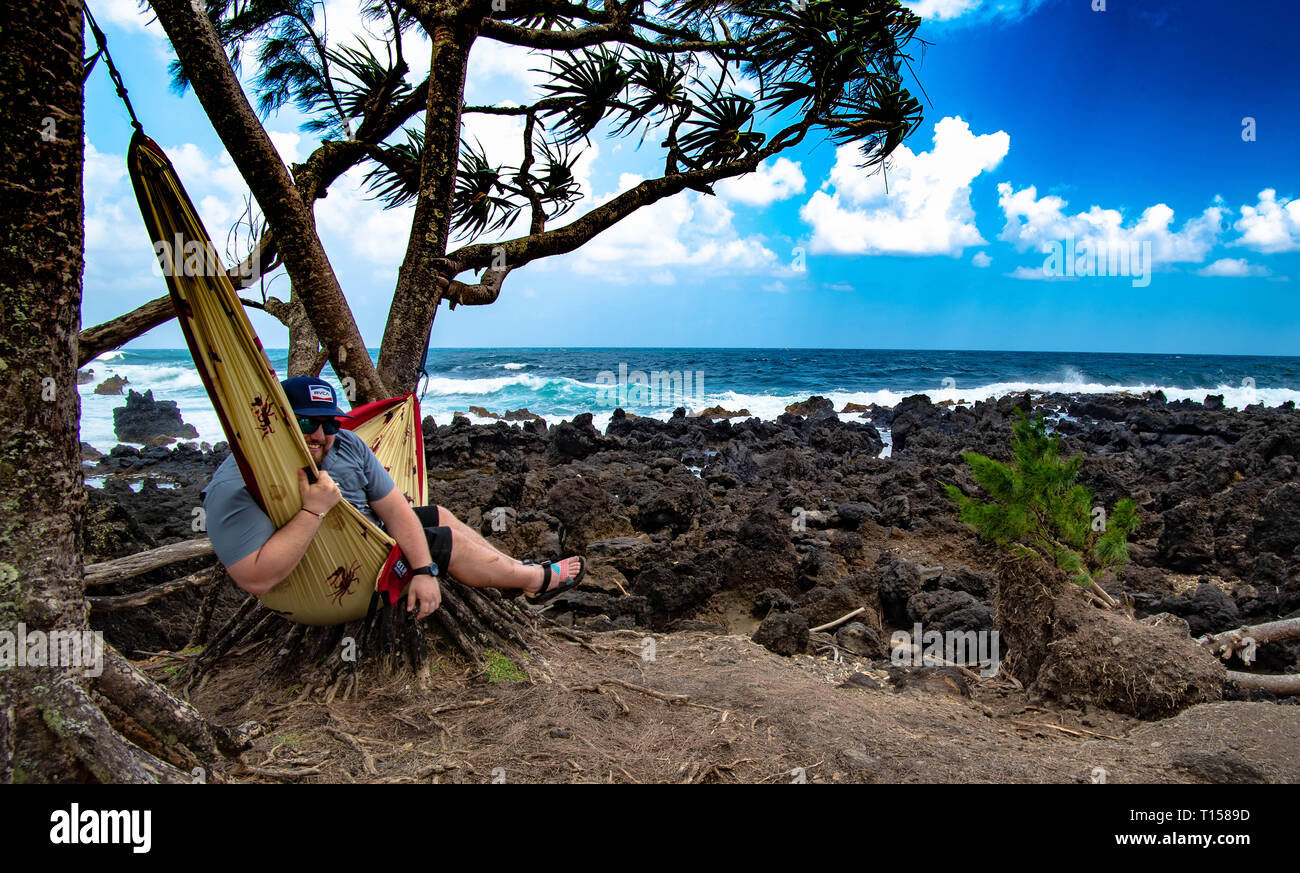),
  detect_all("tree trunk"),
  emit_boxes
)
[285,293,324,379]
[0,0,95,782]
[147,0,390,403]
[0,0,249,782]
[376,20,479,395]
